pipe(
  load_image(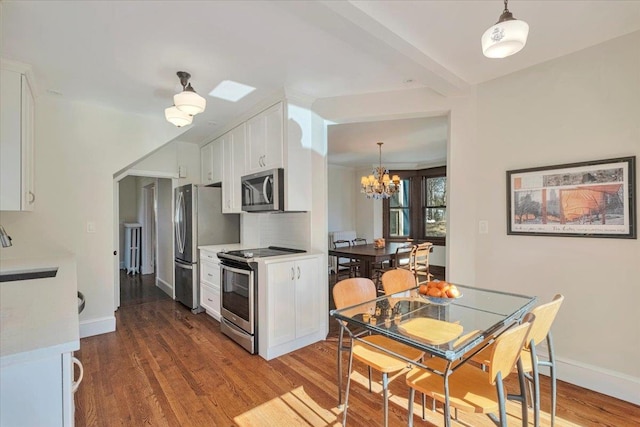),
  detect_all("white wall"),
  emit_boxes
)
[473,32,639,402]
[0,95,184,337]
[156,178,173,295]
[327,165,356,233]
